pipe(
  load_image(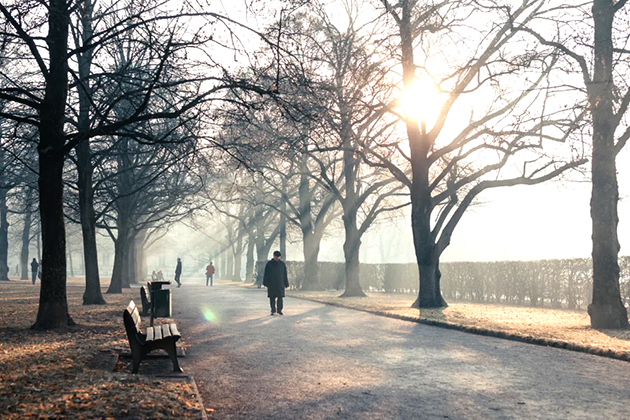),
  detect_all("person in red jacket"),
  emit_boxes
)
[206,262,216,286]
